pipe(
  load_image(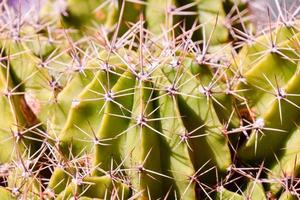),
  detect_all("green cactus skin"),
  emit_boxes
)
[63,0,118,30]
[2,0,300,199]
[216,187,244,200]
[48,167,71,195]
[123,81,163,199]
[0,187,15,200]
[279,191,297,200]
[0,66,21,163]
[162,58,232,181]
[81,176,131,199]
[237,25,300,161]
[156,72,196,199]
[197,0,228,45]
[93,70,135,174]
[216,181,266,200]
[58,70,114,156]
[146,0,176,35]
